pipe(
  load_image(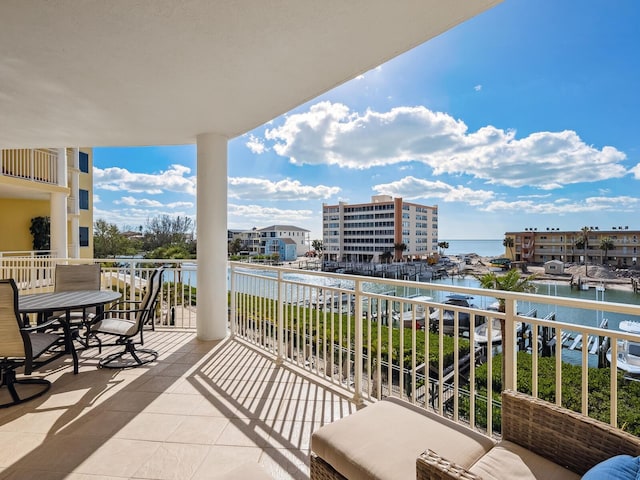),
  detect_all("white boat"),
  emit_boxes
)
[397,295,432,329]
[429,294,485,334]
[606,321,640,375]
[474,317,523,345]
